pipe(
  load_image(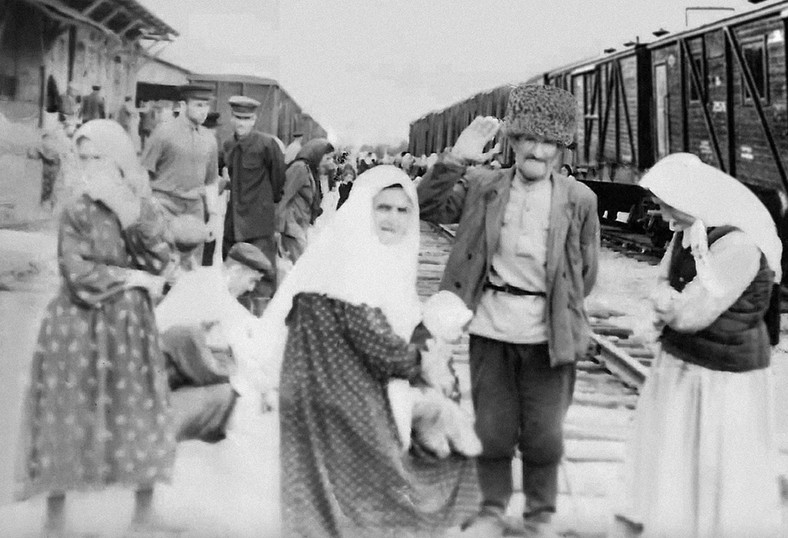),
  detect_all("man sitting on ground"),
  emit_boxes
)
[156,219,274,442]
